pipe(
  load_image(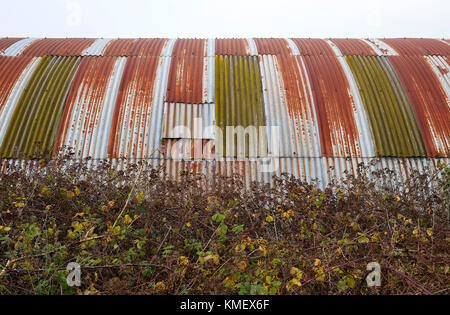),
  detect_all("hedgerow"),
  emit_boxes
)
[0,156,448,295]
